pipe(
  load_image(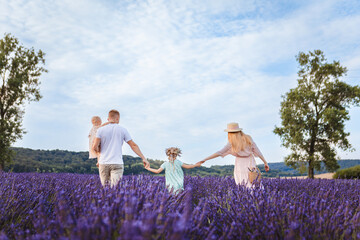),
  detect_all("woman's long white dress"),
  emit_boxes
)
[216,138,264,188]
